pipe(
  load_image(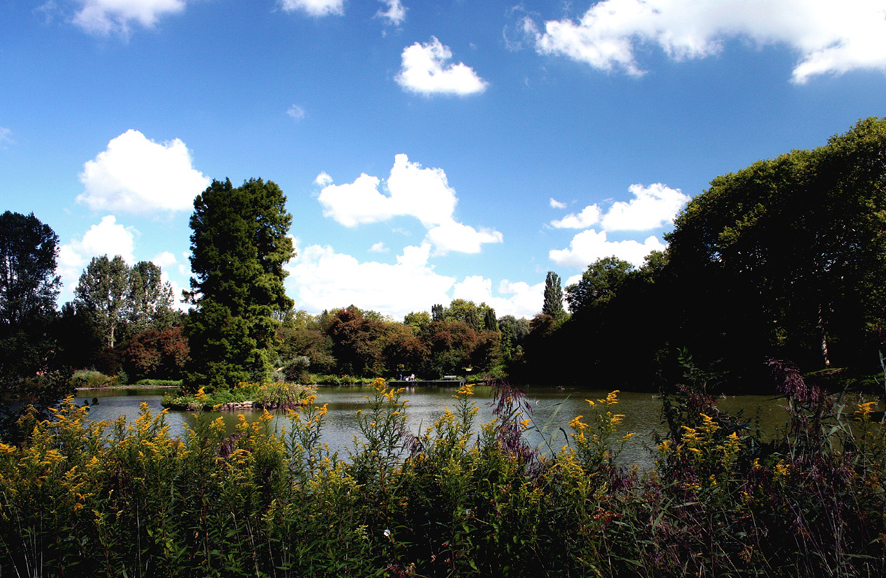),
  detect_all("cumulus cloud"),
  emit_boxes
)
[369,241,388,253]
[549,229,666,268]
[602,183,690,230]
[152,250,177,269]
[287,105,306,121]
[550,183,688,232]
[549,197,566,209]
[314,172,333,187]
[280,0,343,17]
[286,243,455,319]
[551,204,602,229]
[73,0,186,36]
[453,276,544,318]
[57,215,137,301]
[286,243,540,319]
[317,154,502,254]
[396,37,488,96]
[77,130,211,215]
[376,0,405,25]
[425,221,503,255]
[525,0,886,83]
